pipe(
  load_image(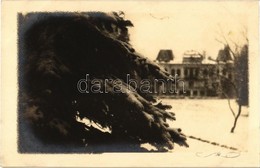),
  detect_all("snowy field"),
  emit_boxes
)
[160,99,249,152]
